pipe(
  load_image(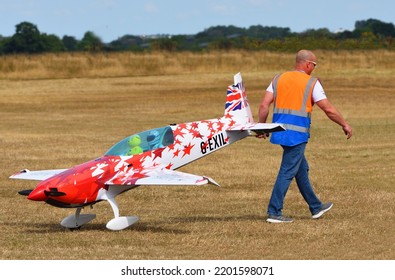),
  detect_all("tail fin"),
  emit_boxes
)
[224,73,286,135]
[224,72,254,125]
